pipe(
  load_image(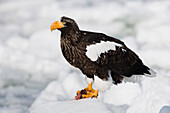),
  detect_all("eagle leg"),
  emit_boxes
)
[84,83,95,92]
[81,89,99,99]
[75,83,99,100]
[76,83,94,95]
